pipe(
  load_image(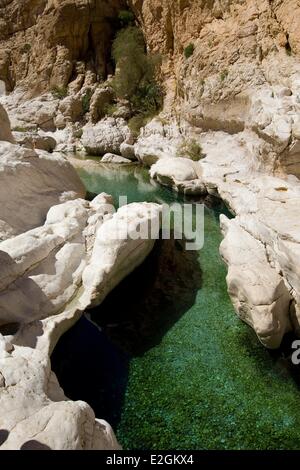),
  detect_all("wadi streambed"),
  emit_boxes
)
[51,160,300,450]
